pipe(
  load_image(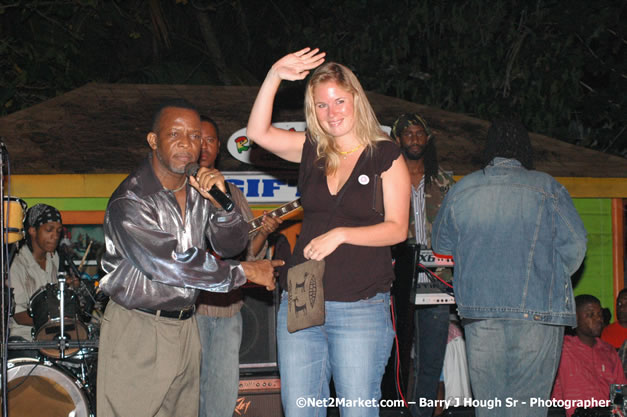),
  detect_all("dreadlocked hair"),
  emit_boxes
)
[422,138,439,186]
[482,119,534,170]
